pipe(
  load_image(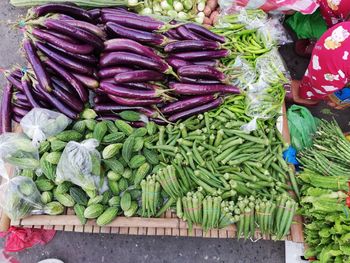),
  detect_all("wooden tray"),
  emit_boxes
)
[0,104,304,242]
